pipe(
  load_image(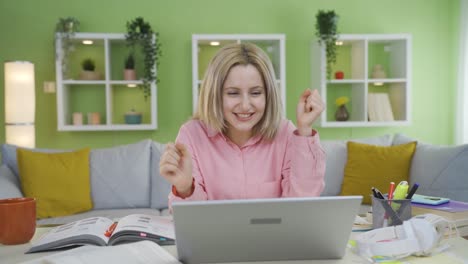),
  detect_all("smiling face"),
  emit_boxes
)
[222,64,266,144]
